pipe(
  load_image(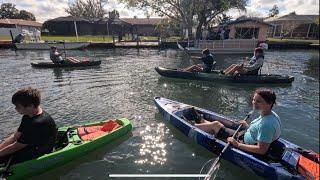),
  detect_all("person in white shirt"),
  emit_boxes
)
[223,47,264,75]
